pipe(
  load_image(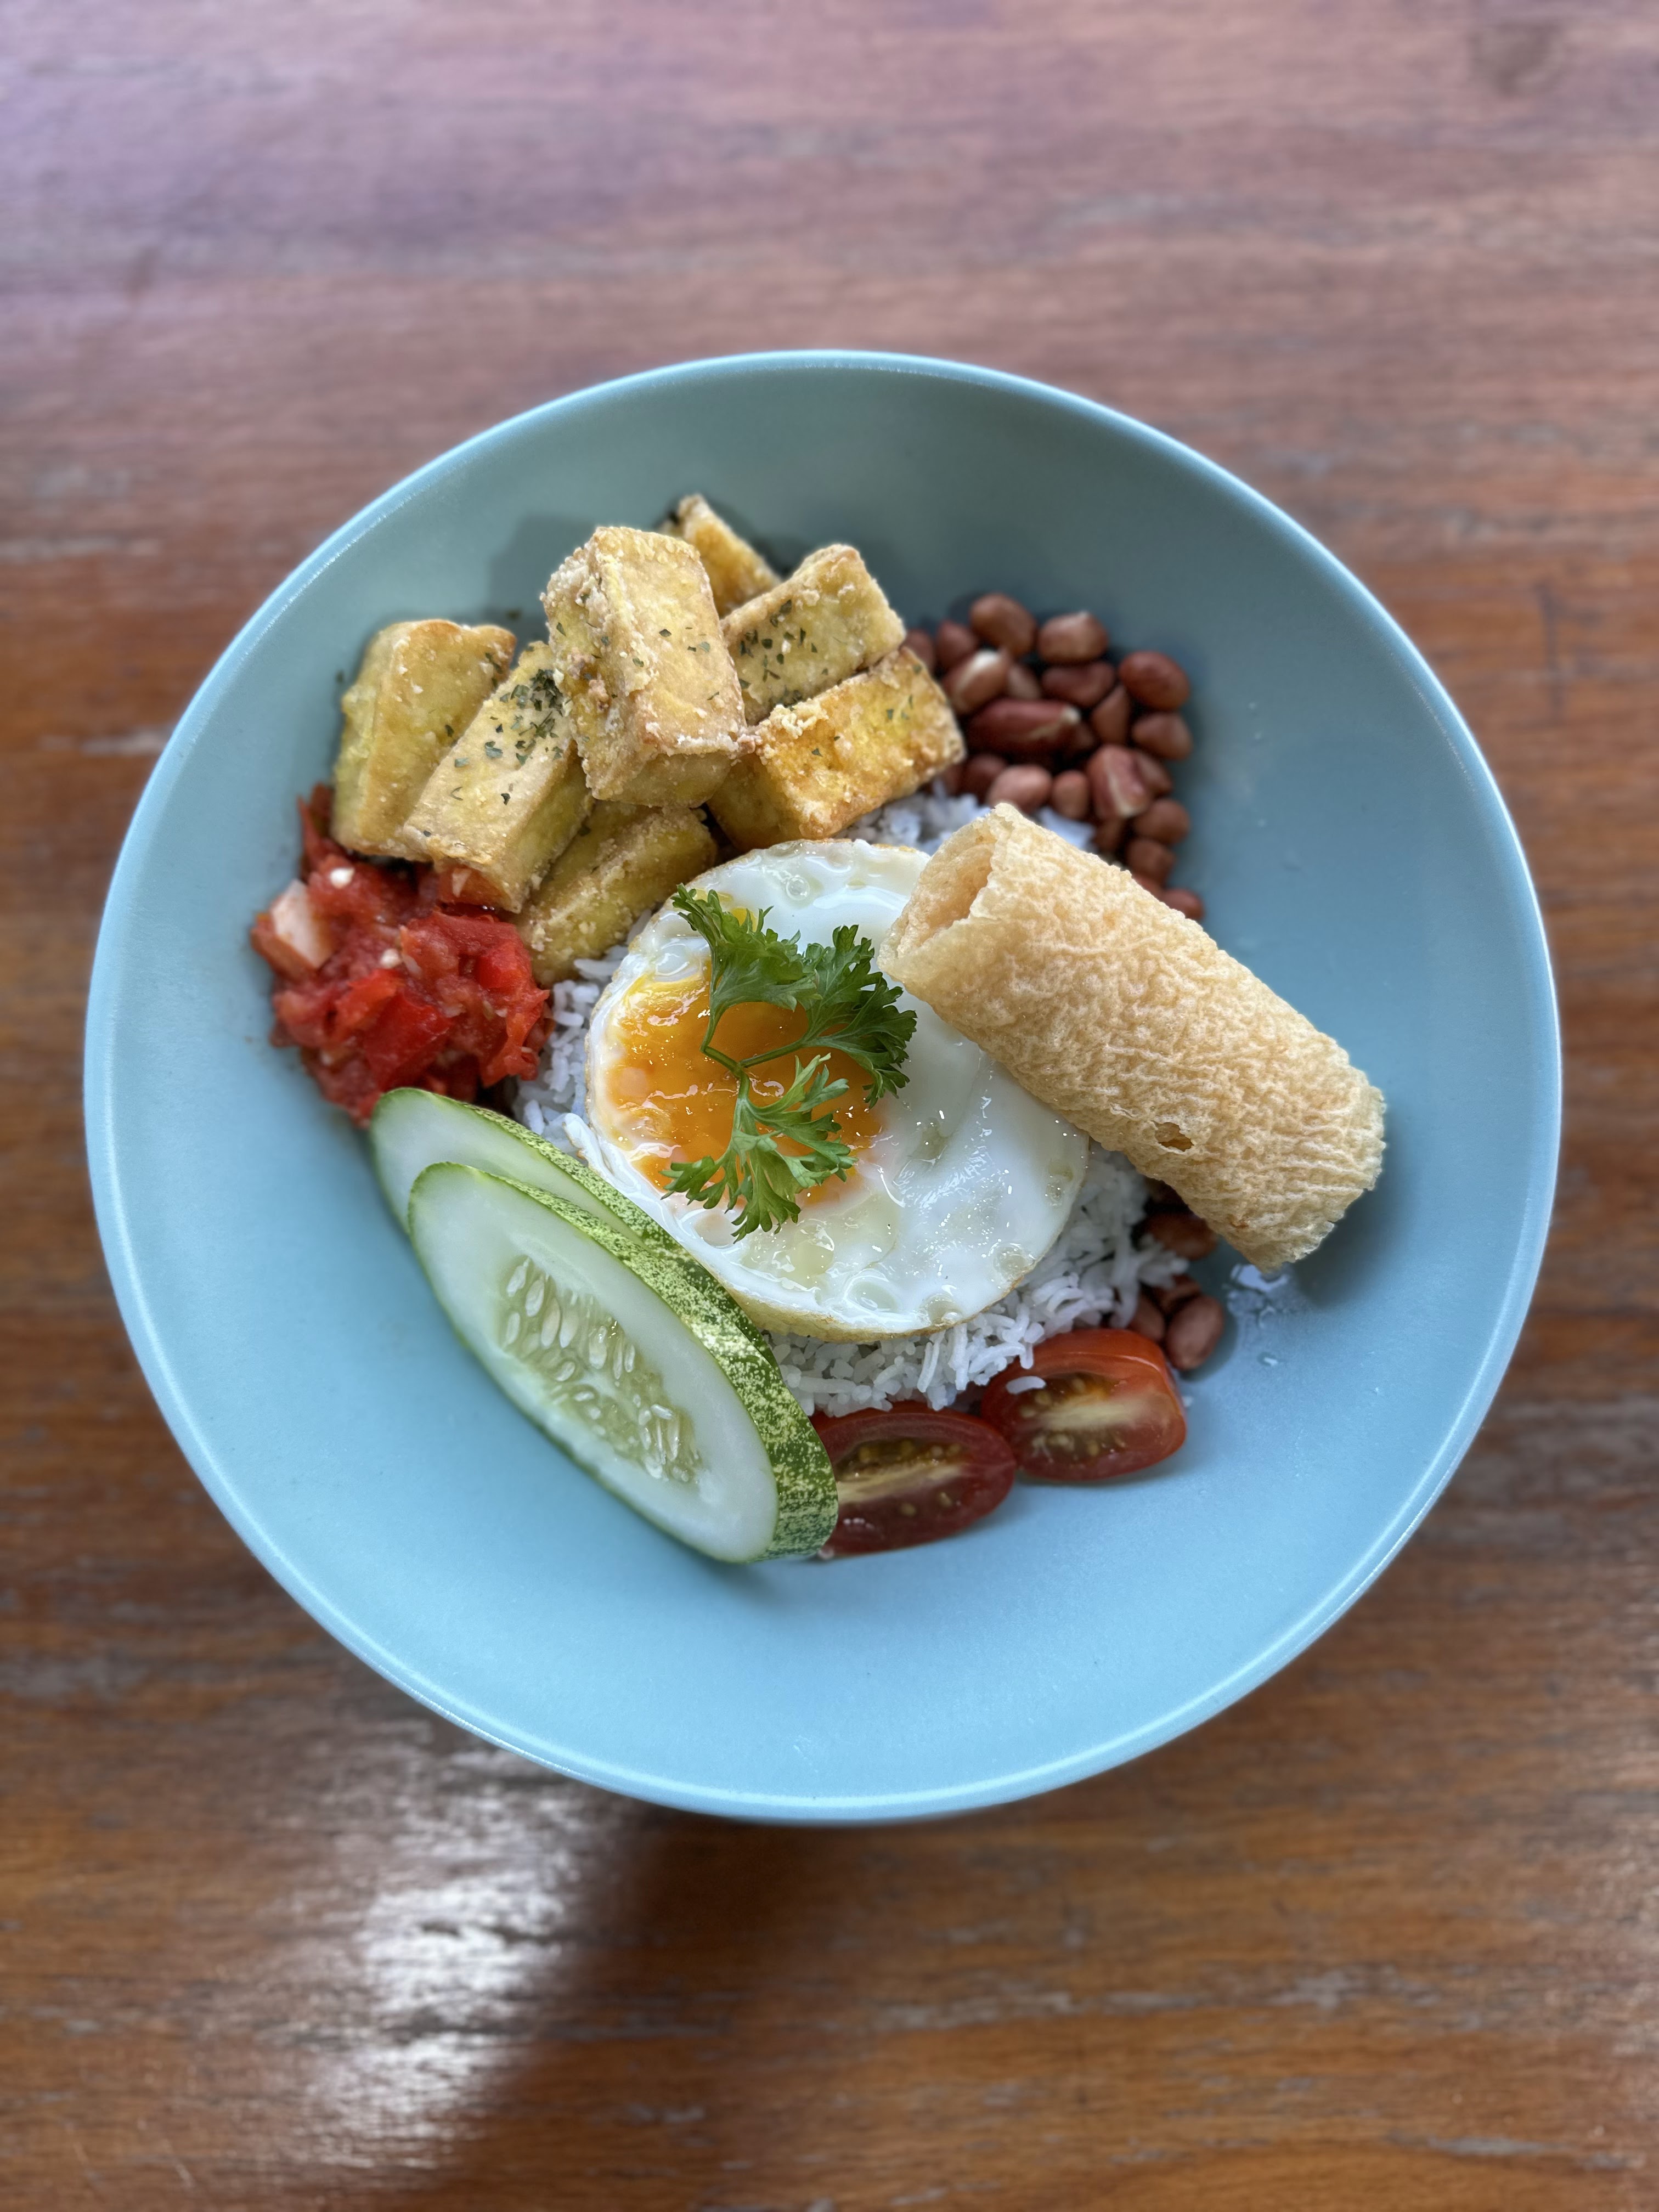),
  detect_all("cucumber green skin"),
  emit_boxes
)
[409,1160,837,1561]
[370,1088,653,1237]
